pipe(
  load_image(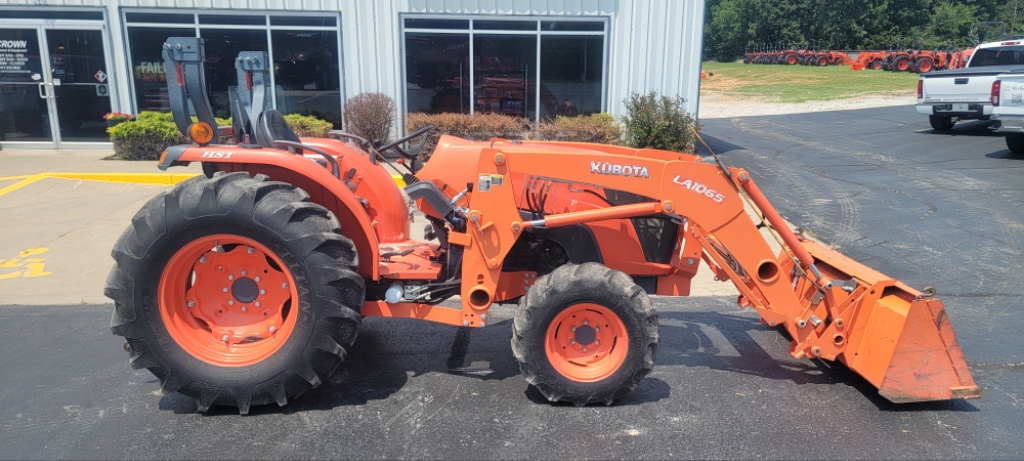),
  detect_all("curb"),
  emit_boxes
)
[0,172,407,198]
